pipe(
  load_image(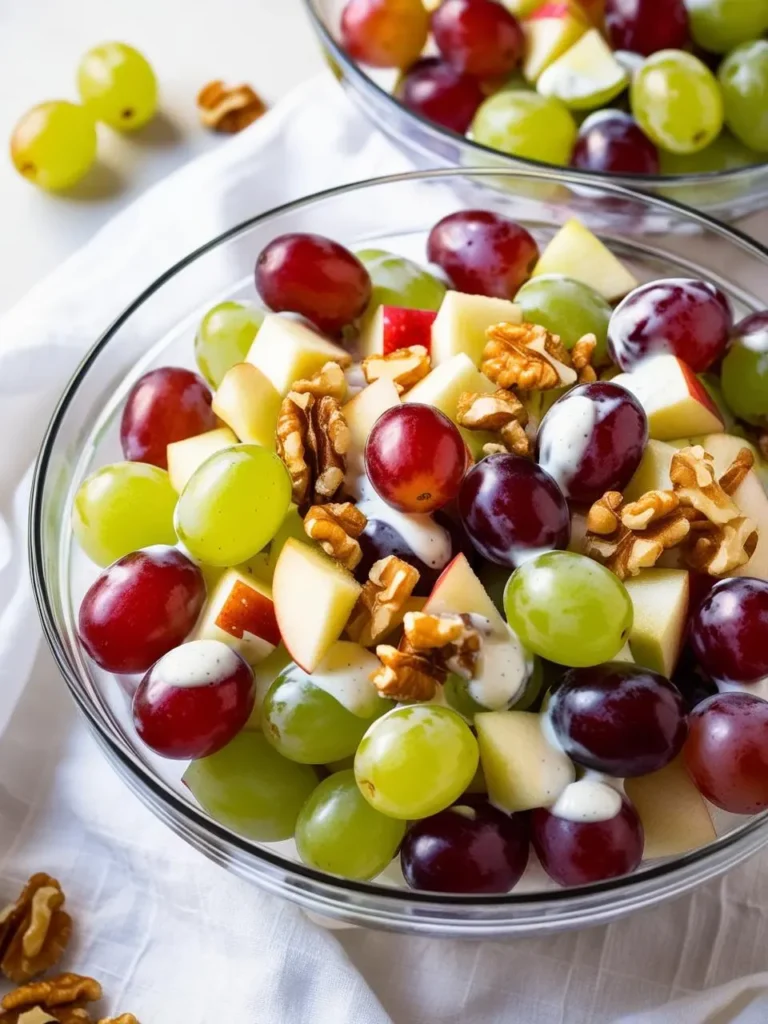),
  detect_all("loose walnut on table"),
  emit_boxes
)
[0,875,71,985]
